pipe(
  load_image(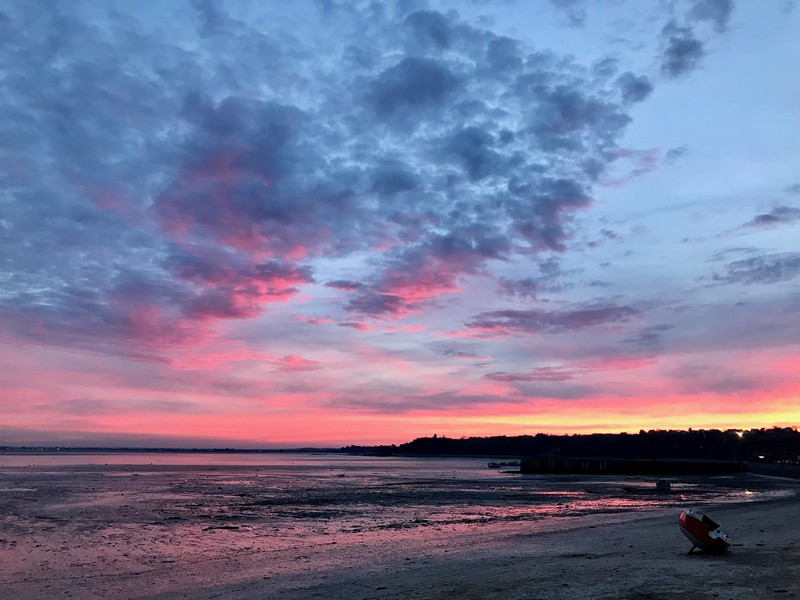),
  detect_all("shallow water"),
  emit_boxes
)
[0,452,791,587]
